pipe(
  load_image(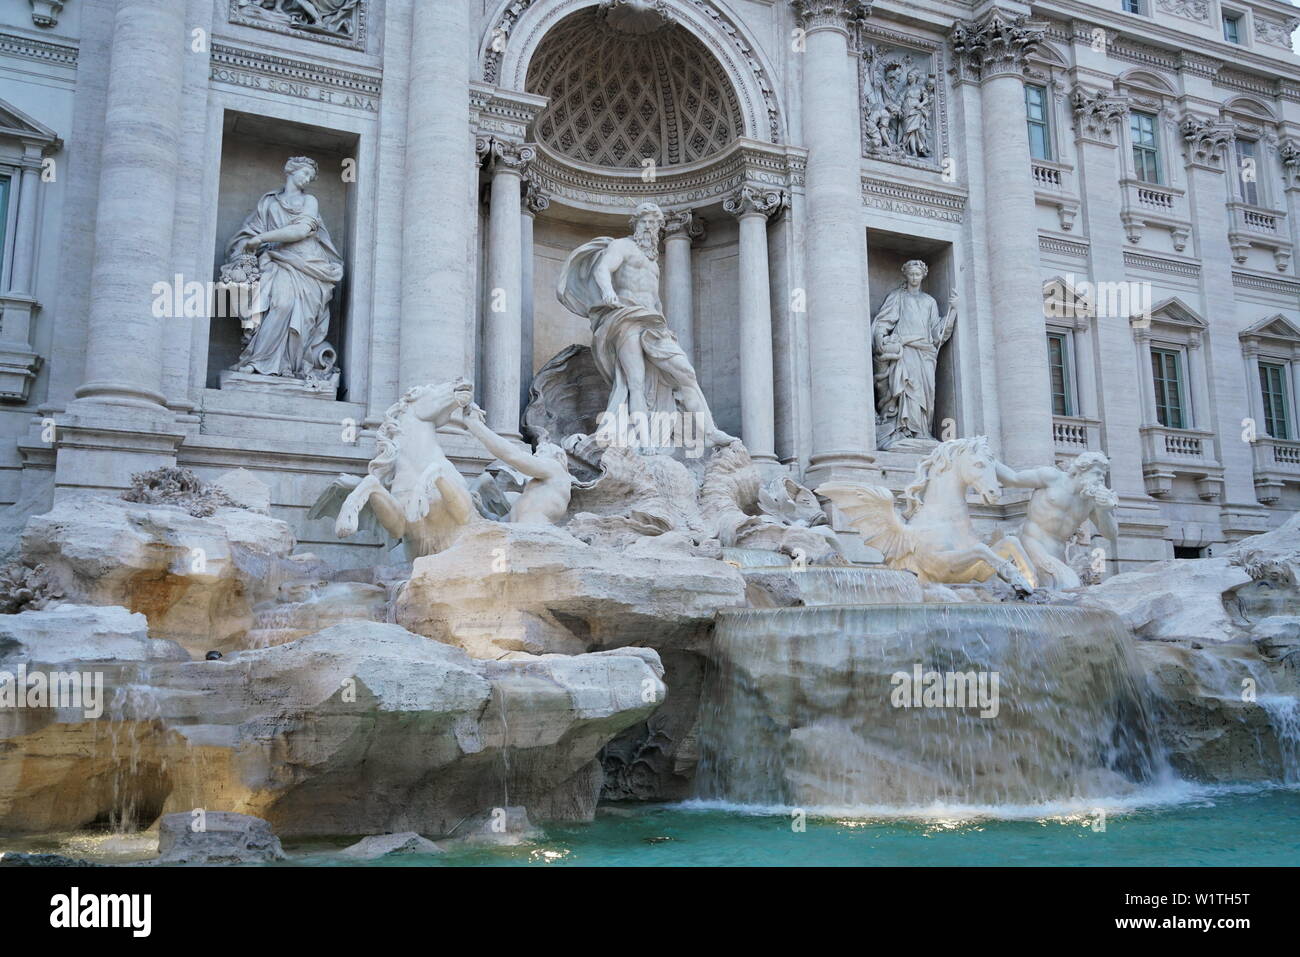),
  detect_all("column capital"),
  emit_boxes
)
[950,9,1046,82]
[476,136,535,176]
[521,175,550,216]
[1180,115,1234,172]
[663,209,706,243]
[1281,138,1300,190]
[1071,87,1129,146]
[790,1,871,37]
[723,185,787,221]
